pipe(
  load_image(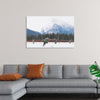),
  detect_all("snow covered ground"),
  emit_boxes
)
[27,42,74,48]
